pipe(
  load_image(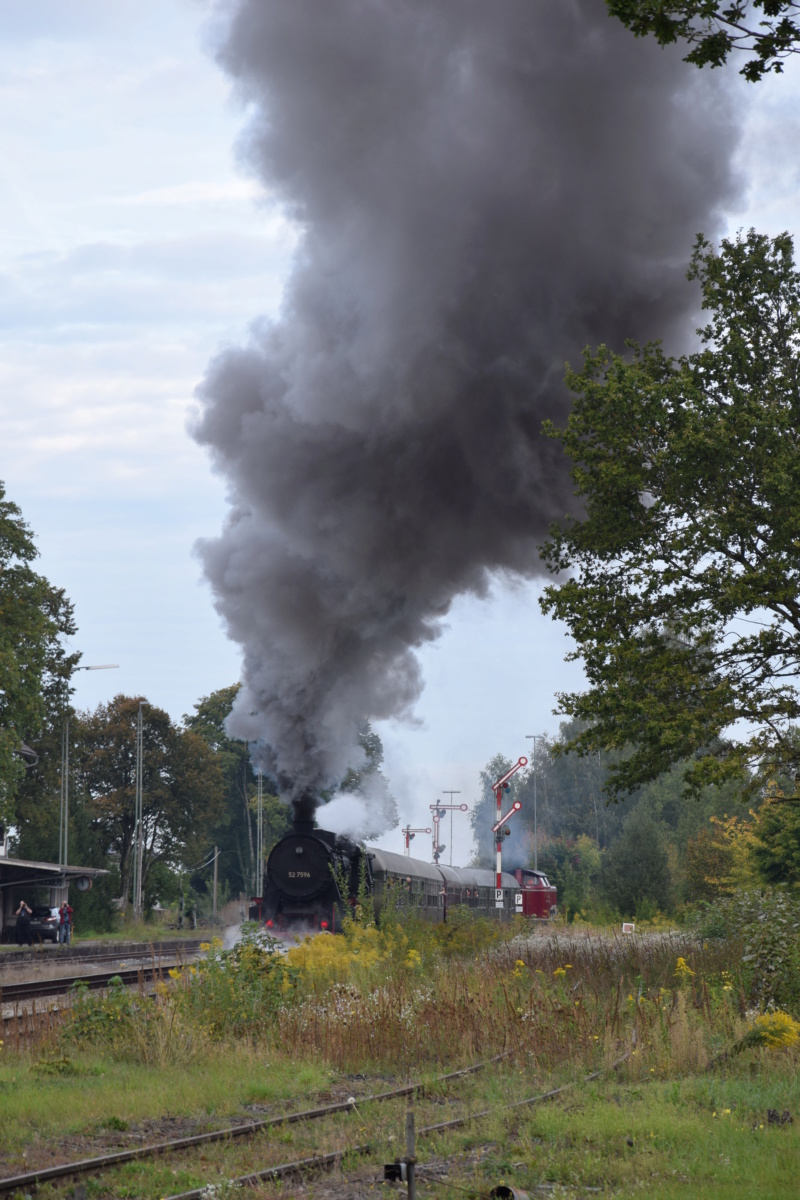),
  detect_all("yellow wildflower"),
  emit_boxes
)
[751,1010,800,1049]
